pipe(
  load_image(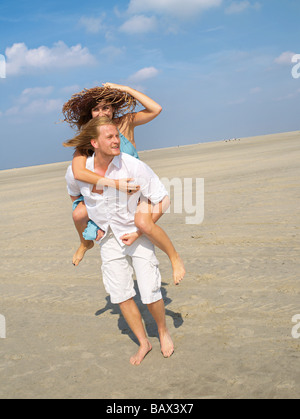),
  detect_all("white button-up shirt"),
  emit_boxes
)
[65,152,168,246]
